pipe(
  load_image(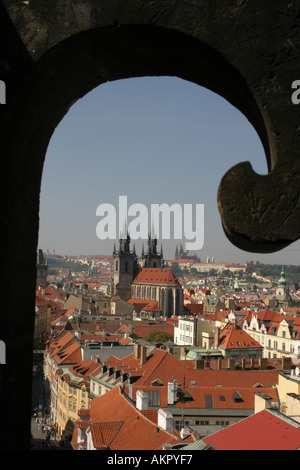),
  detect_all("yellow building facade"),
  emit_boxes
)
[56,360,101,440]
[277,370,300,422]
